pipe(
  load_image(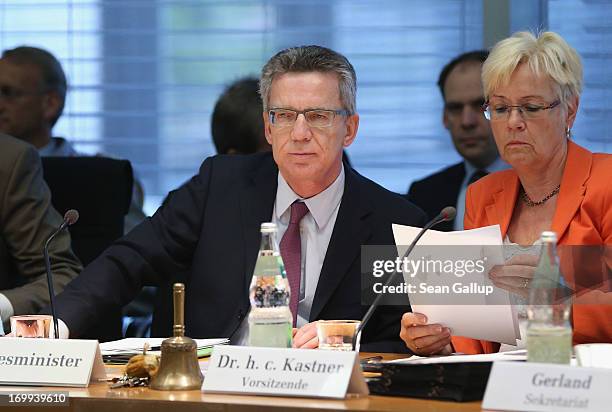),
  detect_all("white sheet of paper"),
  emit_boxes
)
[392,224,519,345]
[387,349,527,364]
[575,344,612,368]
[100,337,229,355]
